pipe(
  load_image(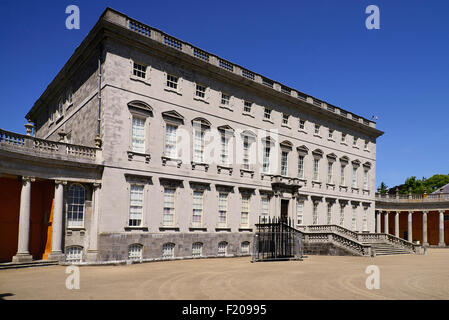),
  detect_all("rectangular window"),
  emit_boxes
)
[363,207,368,231]
[314,124,320,135]
[57,100,64,117]
[352,167,358,188]
[329,129,334,139]
[260,195,269,223]
[195,84,206,98]
[220,134,229,166]
[327,162,333,183]
[192,191,203,227]
[312,202,318,225]
[341,133,346,143]
[299,119,305,130]
[298,155,304,179]
[242,136,250,170]
[241,195,250,227]
[364,140,369,150]
[218,192,228,227]
[263,144,270,173]
[129,185,144,226]
[327,204,332,224]
[192,243,203,257]
[282,114,289,125]
[297,201,304,225]
[193,128,205,163]
[339,206,345,226]
[313,158,319,181]
[353,137,358,146]
[363,169,369,190]
[352,206,357,231]
[166,74,178,89]
[163,188,175,227]
[131,116,145,153]
[264,108,272,119]
[244,101,252,113]
[340,165,346,185]
[281,151,288,176]
[133,62,146,79]
[221,93,230,105]
[165,124,177,158]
